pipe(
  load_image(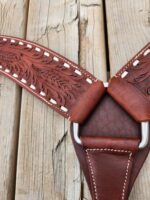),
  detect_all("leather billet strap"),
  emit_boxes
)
[72,43,150,200]
[0,35,105,124]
